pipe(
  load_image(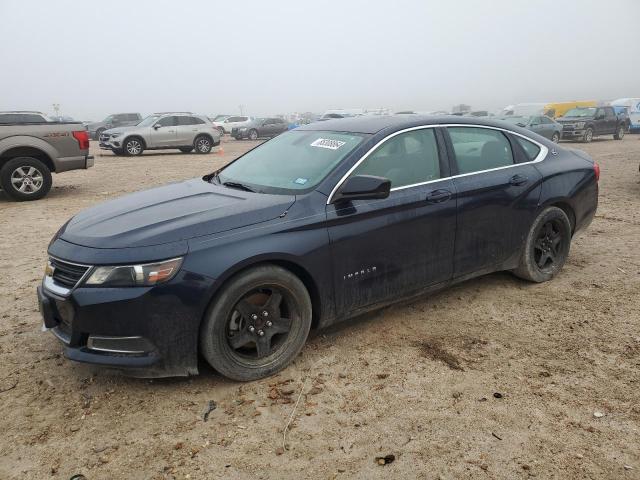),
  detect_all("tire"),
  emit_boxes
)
[123,137,144,156]
[179,147,194,153]
[95,128,105,141]
[248,129,258,140]
[551,132,560,143]
[513,206,572,283]
[194,135,213,154]
[582,127,593,143]
[614,125,625,140]
[217,127,225,136]
[200,265,312,381]
[0,157,52,201]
